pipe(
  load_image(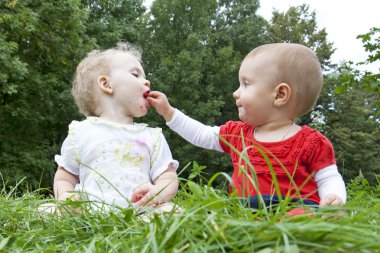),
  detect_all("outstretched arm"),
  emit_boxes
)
[131,164,179,206]
[53,166,79,201]
[148,91,223,152]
